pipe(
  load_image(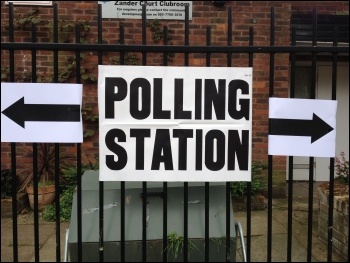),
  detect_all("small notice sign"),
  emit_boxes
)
[5,1,52,5]
[98,1,193,20]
